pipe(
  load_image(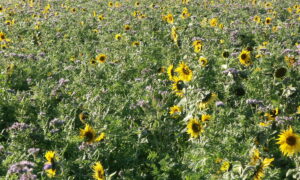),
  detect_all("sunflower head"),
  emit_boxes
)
[201,114,211,122]
[187,118,203,138]
[93,162,105,180]
[220,161,231,172]
[265,17,272,25]
[277,127,300,156]
[199,57,208,67]
[167,64,175,81]
[46,168,56,178]
[239,50,252,66]
[96,54,107,63]
[115,34,122,40]
[124,24,131,31]
[45,151,57,163]
[169,105,181,115]
[175,62,193,82]
[274,67,287,78]
[80,124,97,143]
[166,13,174,24]
[250,148,260,165]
